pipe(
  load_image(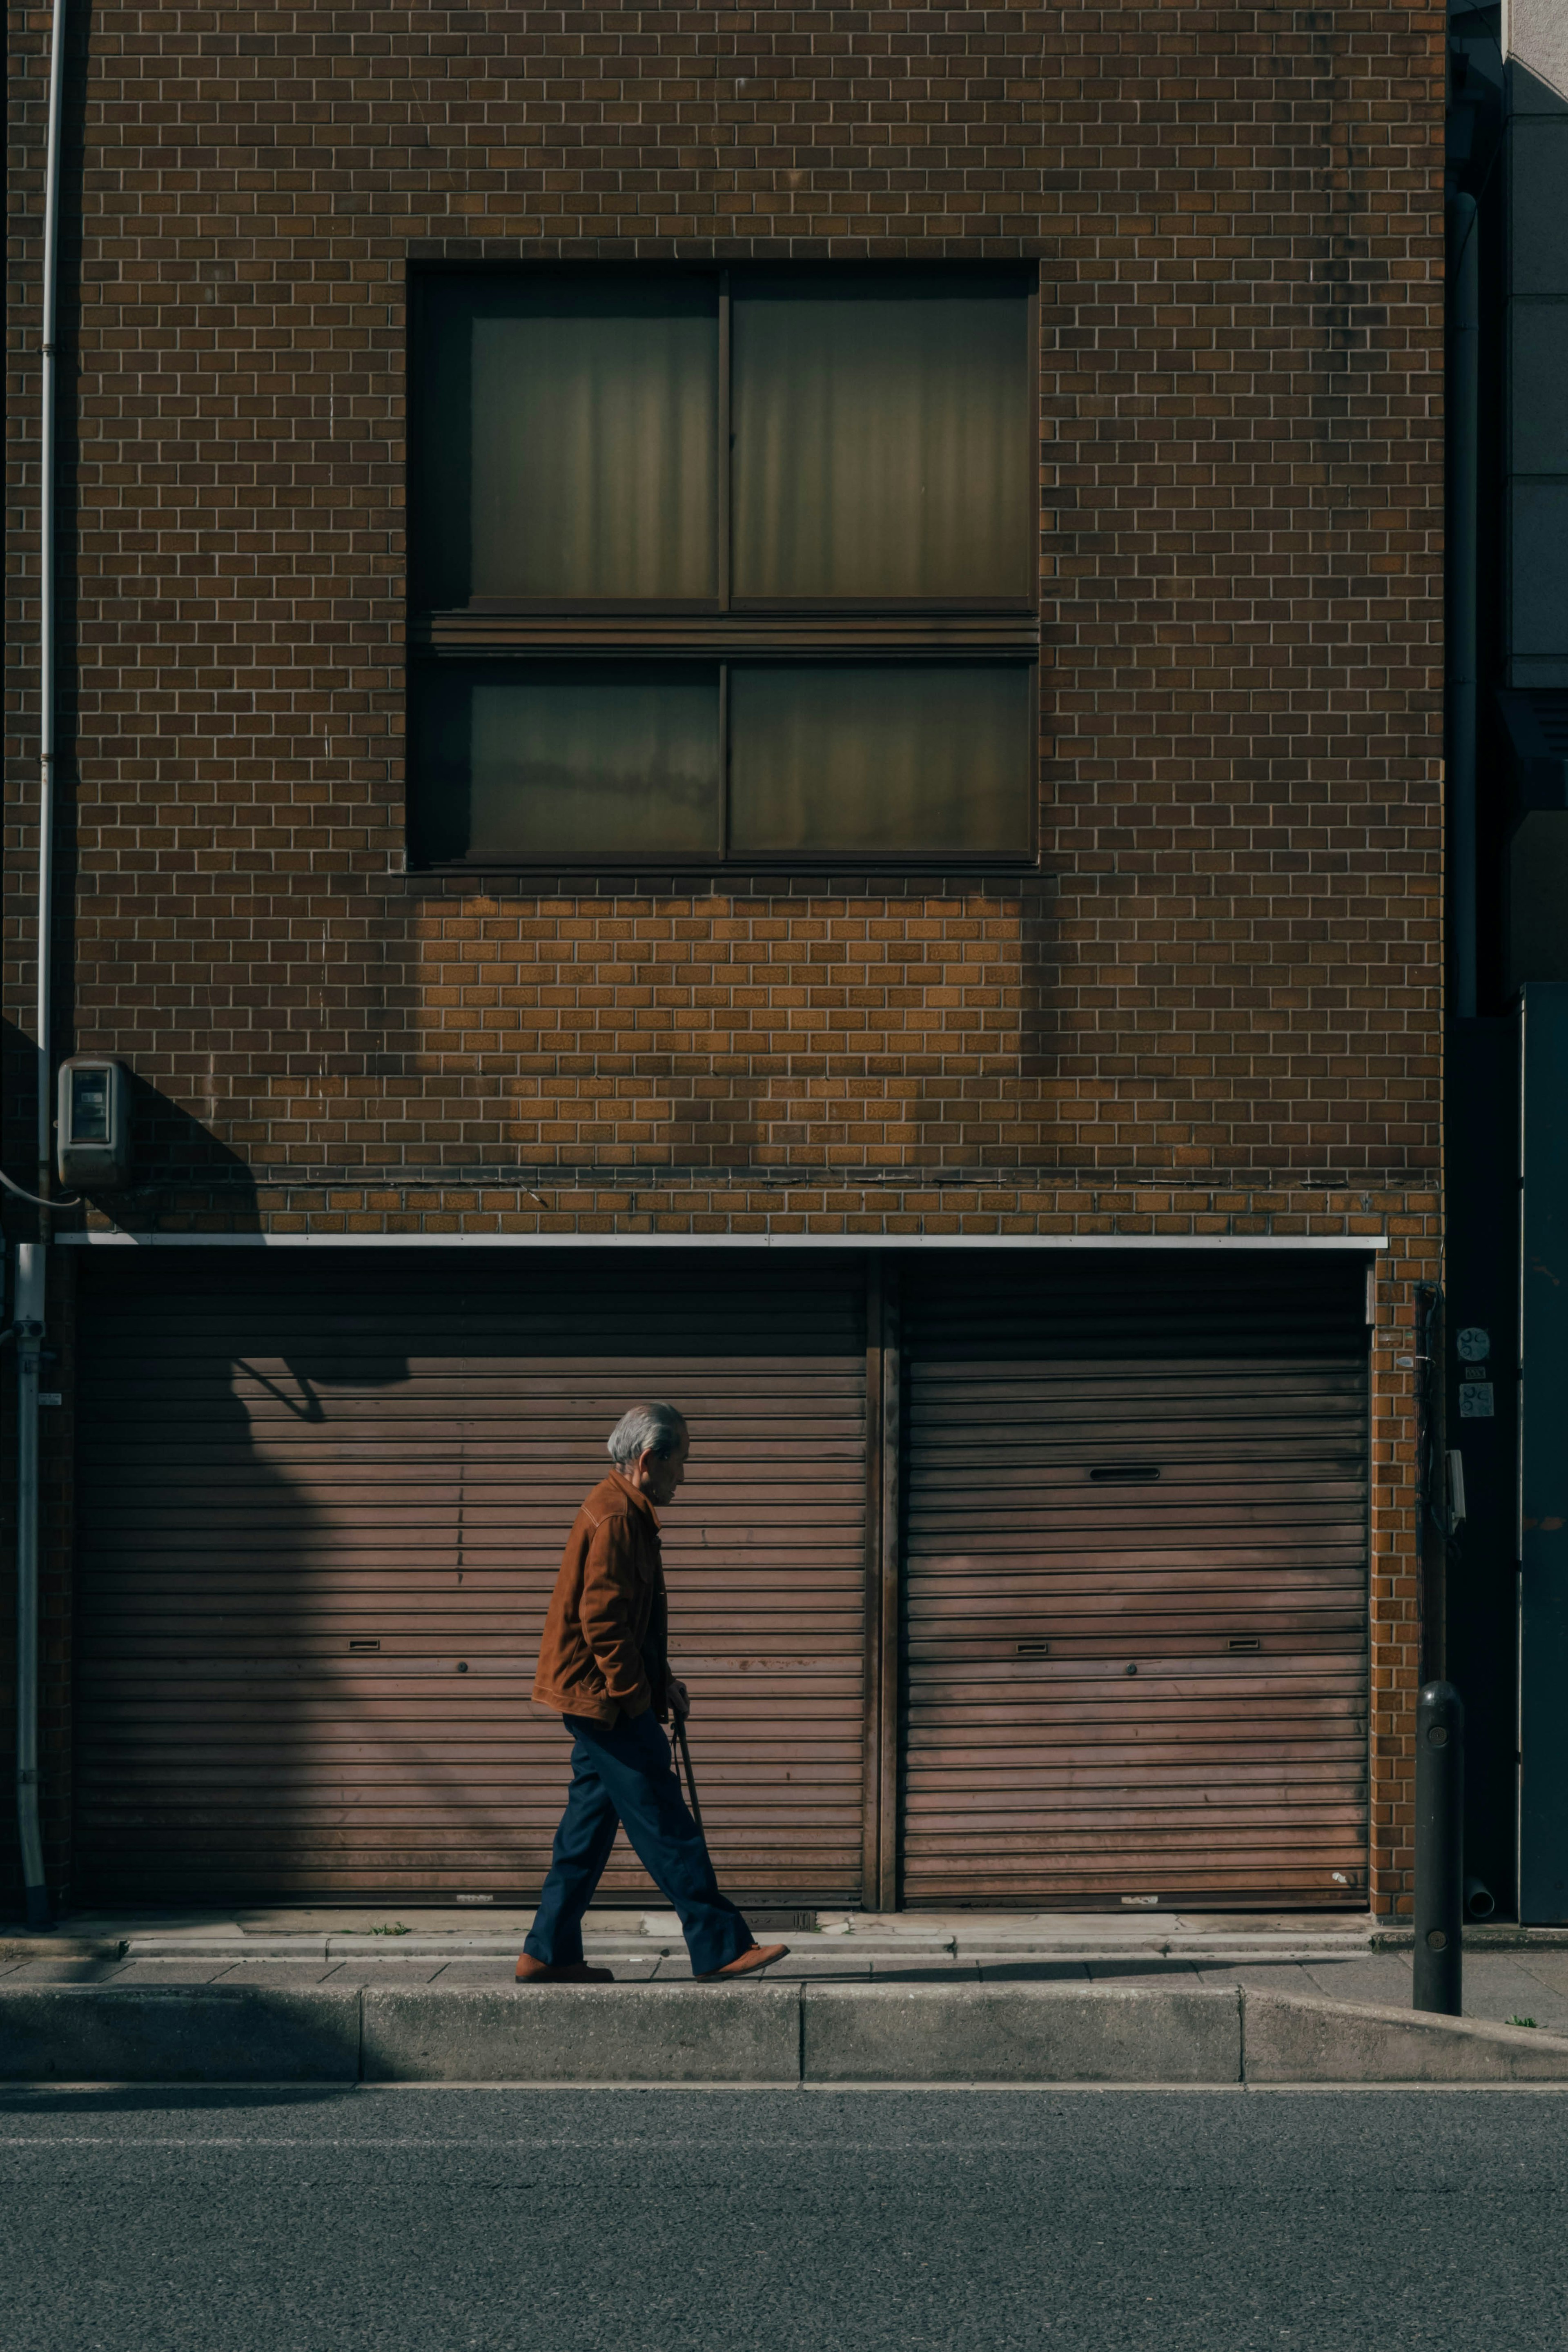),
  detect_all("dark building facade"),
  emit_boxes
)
[1443,0,1568,1925]
[4,6,1445,1918]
